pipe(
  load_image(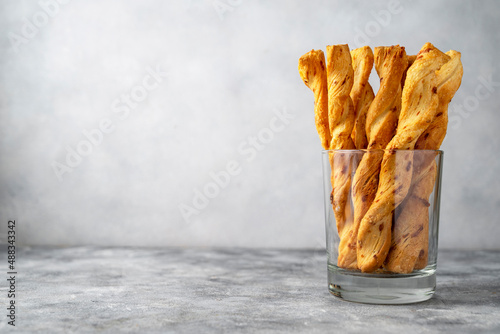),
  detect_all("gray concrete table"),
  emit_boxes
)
[1,247,499,333]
